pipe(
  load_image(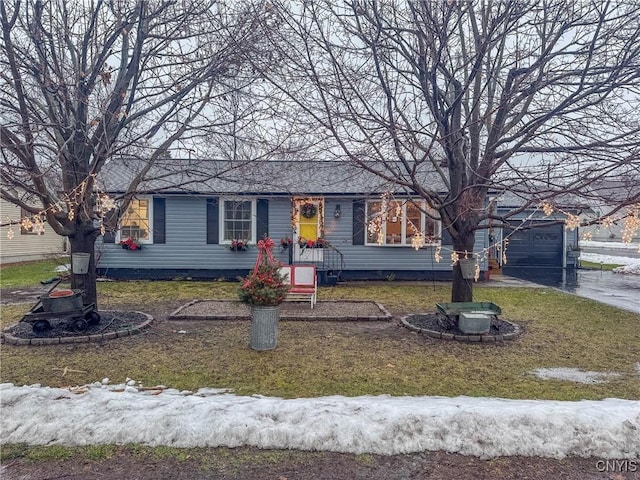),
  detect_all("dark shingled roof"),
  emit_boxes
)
[99,158,448,196]
[494,191,593,210]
